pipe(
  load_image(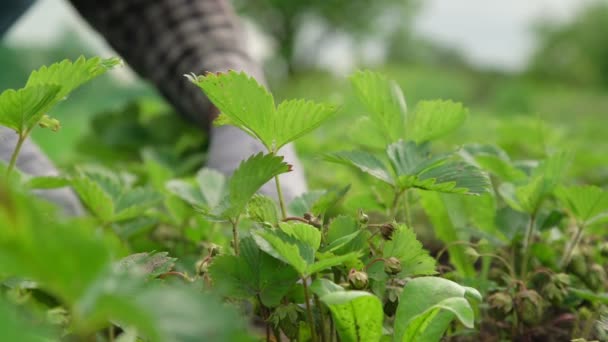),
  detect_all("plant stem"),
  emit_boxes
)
[559,223,585,269]
[302,276,318,342]
[6,133,26,177]
[313,294,327,342]
[231,217,240,256]
[274,175,288,220]
[520,212,537,278]
[403,190,412,228]
[389,188,404,219]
